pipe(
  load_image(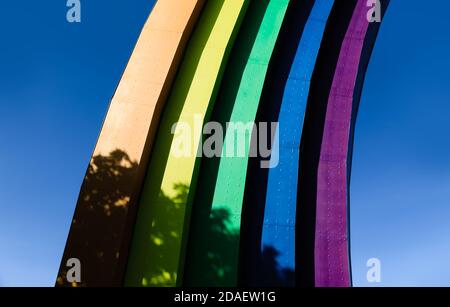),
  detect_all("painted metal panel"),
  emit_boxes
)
[56,0,204,287]
[315,0,371,287]
[261,0,334,287]
[124,0,250,287]
[185,0,290,287]
[183,0,273,287]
